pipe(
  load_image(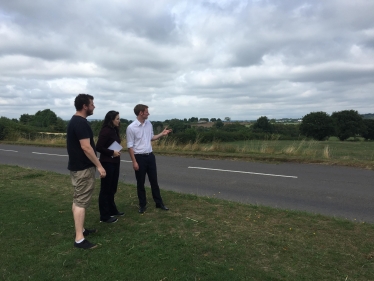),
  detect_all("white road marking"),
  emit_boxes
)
[188,166,298,179]
[0,149,18,152]
[32,152,68,157]
[121,160,132,163]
